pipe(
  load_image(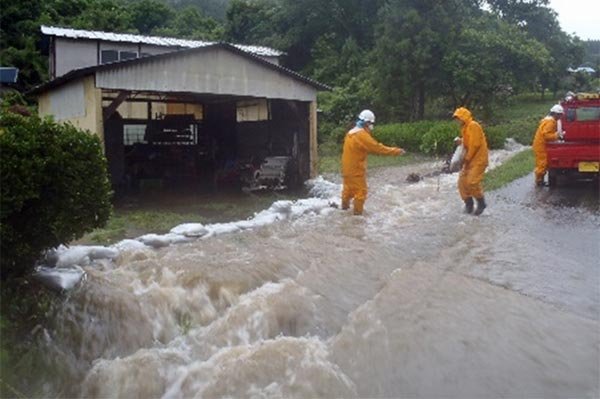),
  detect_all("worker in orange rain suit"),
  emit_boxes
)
[533,104,564,186]
[452,107,489,216]
[341,109,404,215]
